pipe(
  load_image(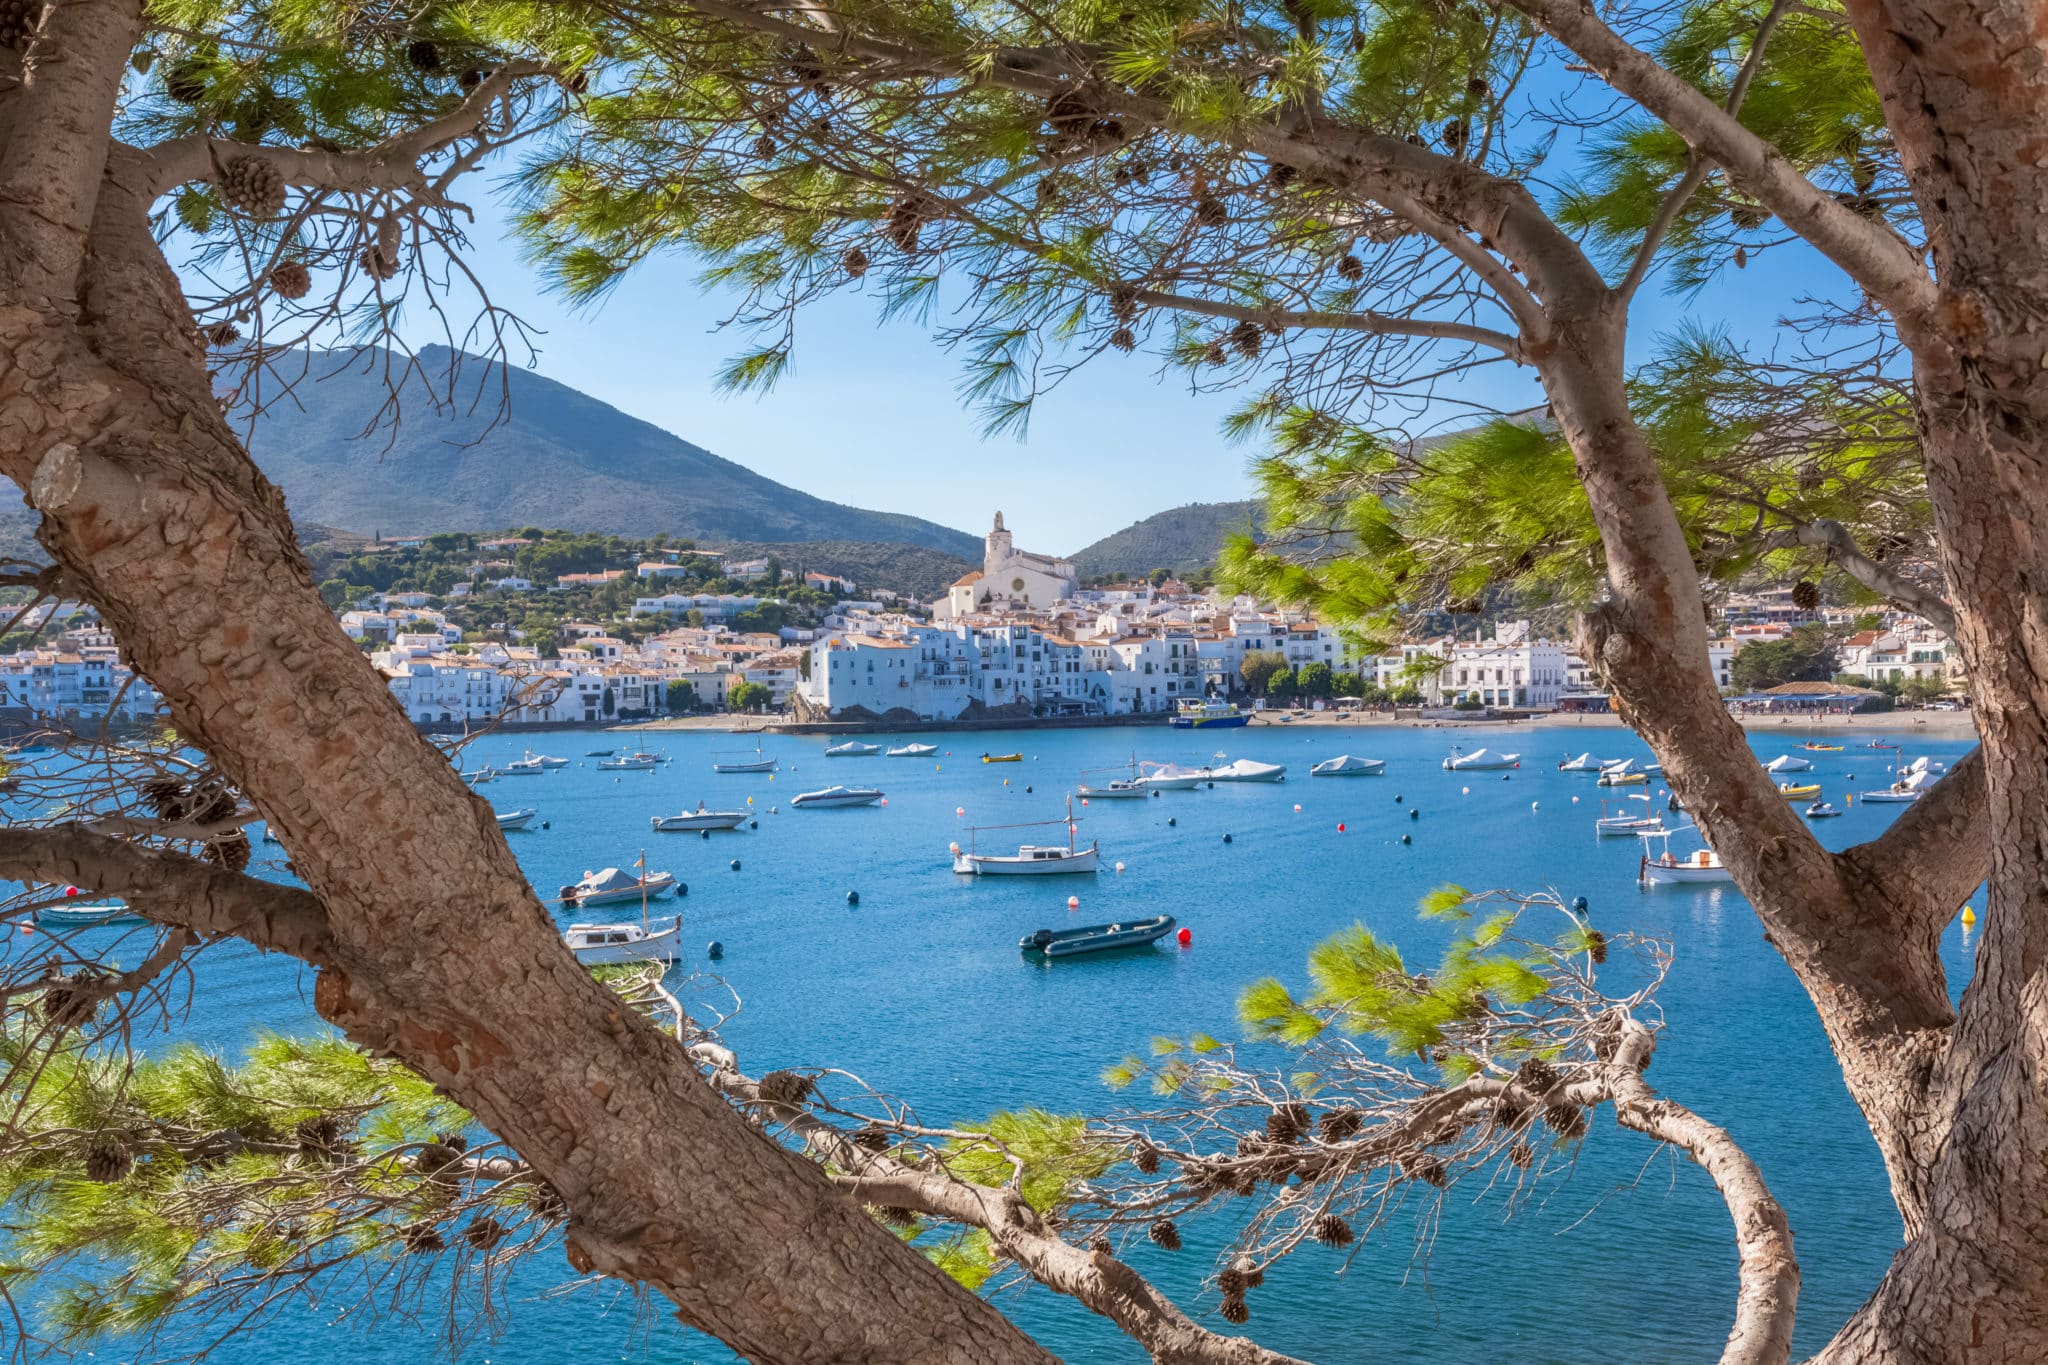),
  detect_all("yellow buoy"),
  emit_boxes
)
[1962,906,1978,927]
